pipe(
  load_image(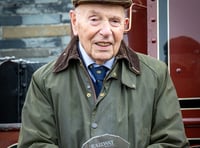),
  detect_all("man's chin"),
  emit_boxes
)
[94,58,112,65]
